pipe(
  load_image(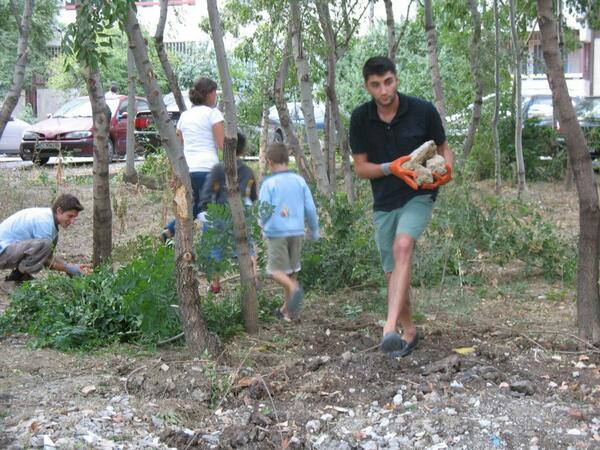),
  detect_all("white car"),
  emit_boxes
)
[0,117,29,155]
[268,101,326,143]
